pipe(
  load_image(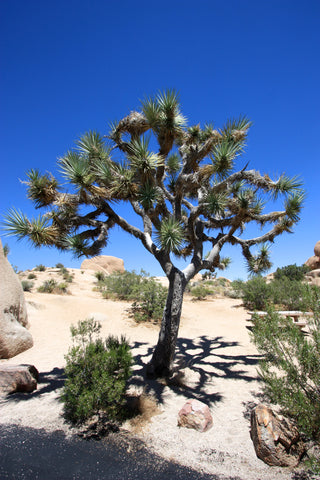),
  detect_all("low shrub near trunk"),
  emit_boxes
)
[62,318,133,425]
